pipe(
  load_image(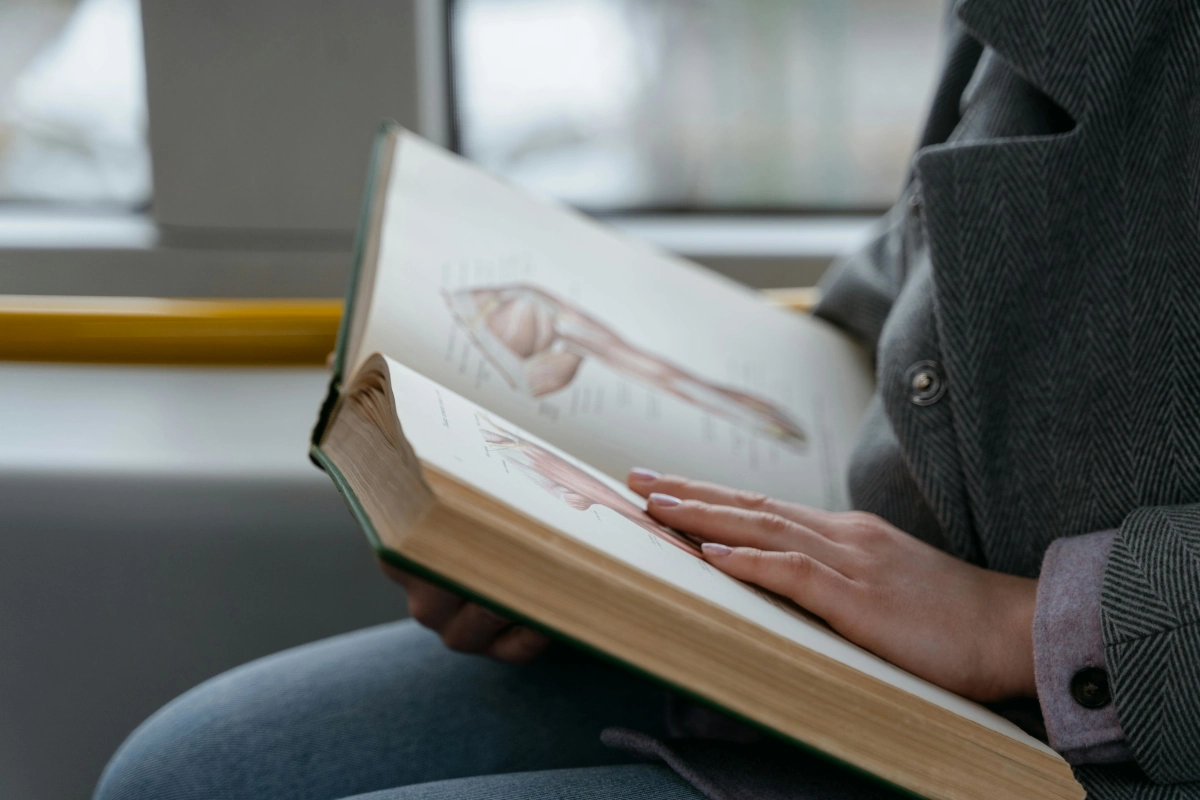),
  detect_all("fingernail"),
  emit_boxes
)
[702,542,732,556]
[629,467,660,483]
[648,492,681,508]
